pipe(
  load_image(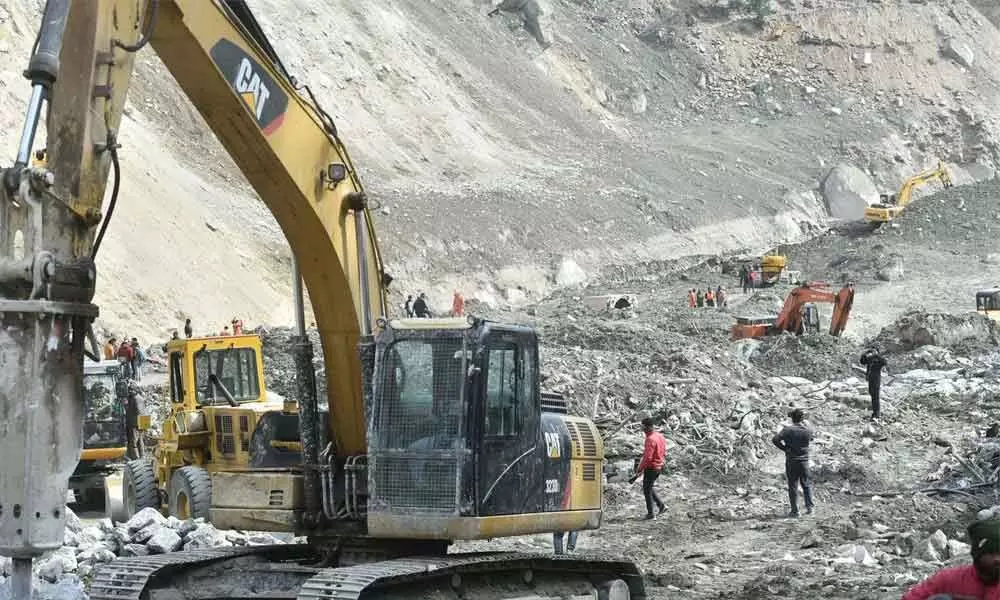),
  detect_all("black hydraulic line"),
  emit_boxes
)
[90,139,120,260]
[114,0,159,53]
[292,260,322,525]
